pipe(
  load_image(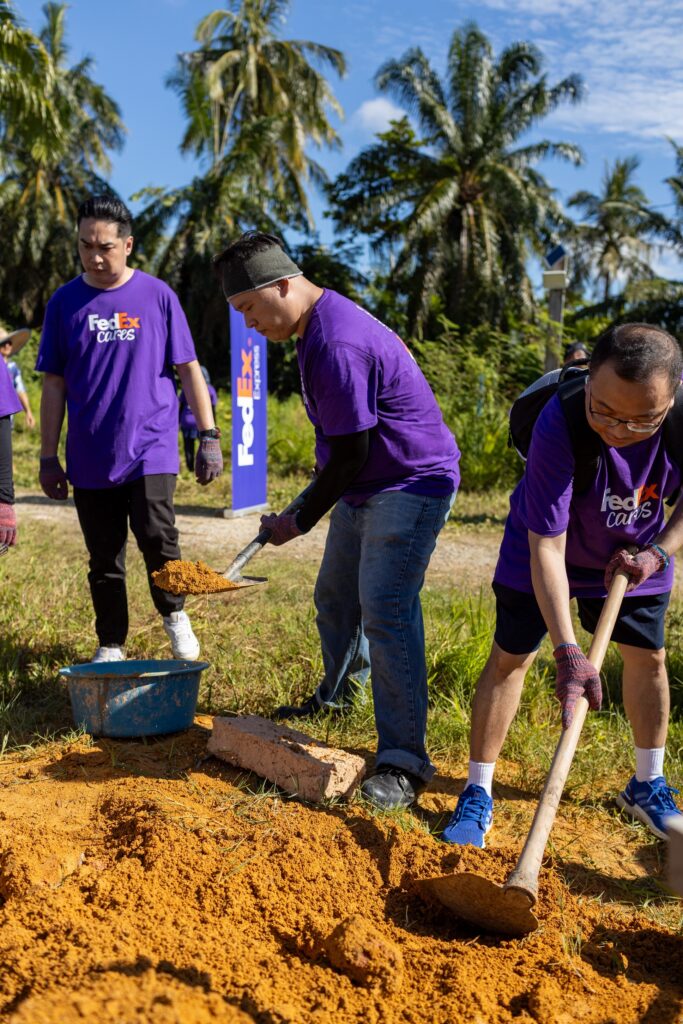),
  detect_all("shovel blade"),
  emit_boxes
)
[419,871,538,937]
[222,574,268,590]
